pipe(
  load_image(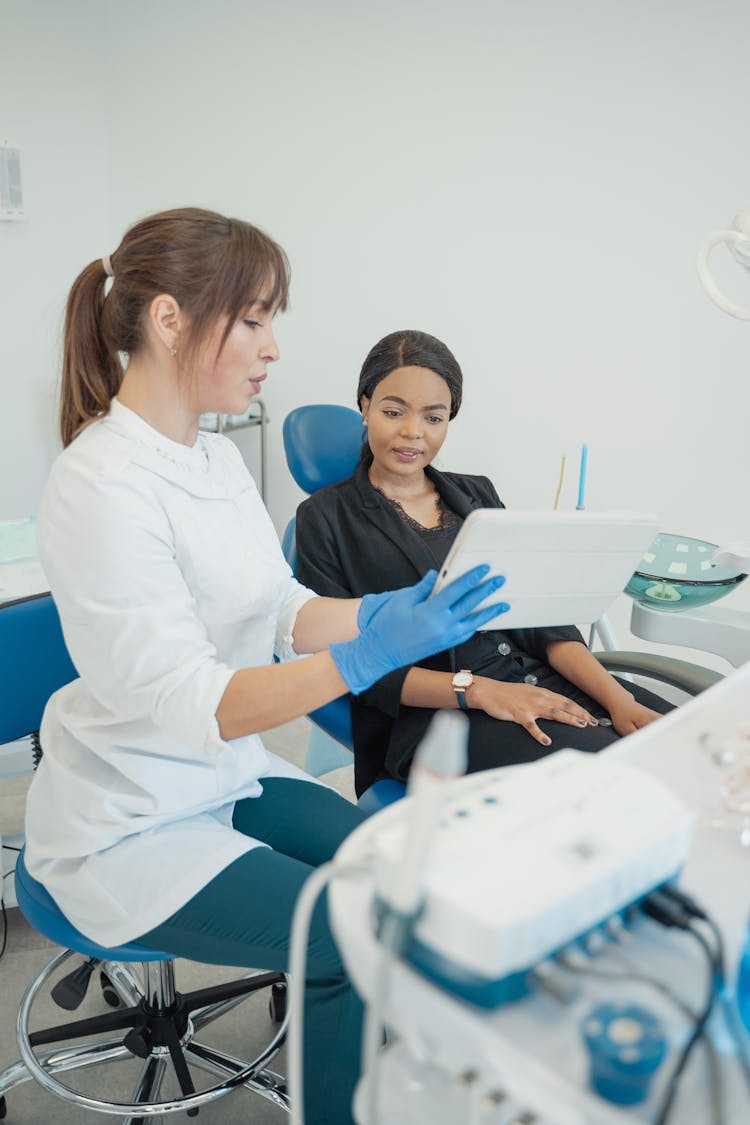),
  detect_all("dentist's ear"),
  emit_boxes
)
[148,294,184,353]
